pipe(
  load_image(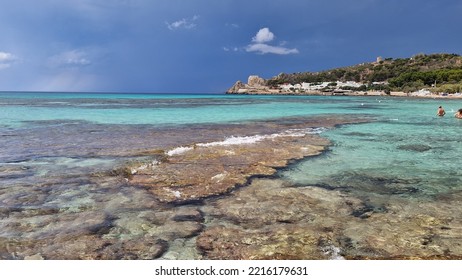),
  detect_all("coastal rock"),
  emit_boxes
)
[226,80,245,94]
[247,75,266,87]
[226,75,269,93]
